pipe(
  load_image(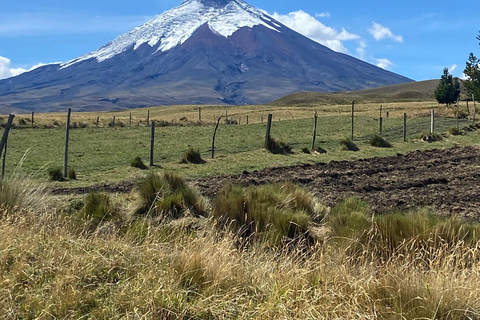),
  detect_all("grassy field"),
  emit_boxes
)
[2,99,478,187]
